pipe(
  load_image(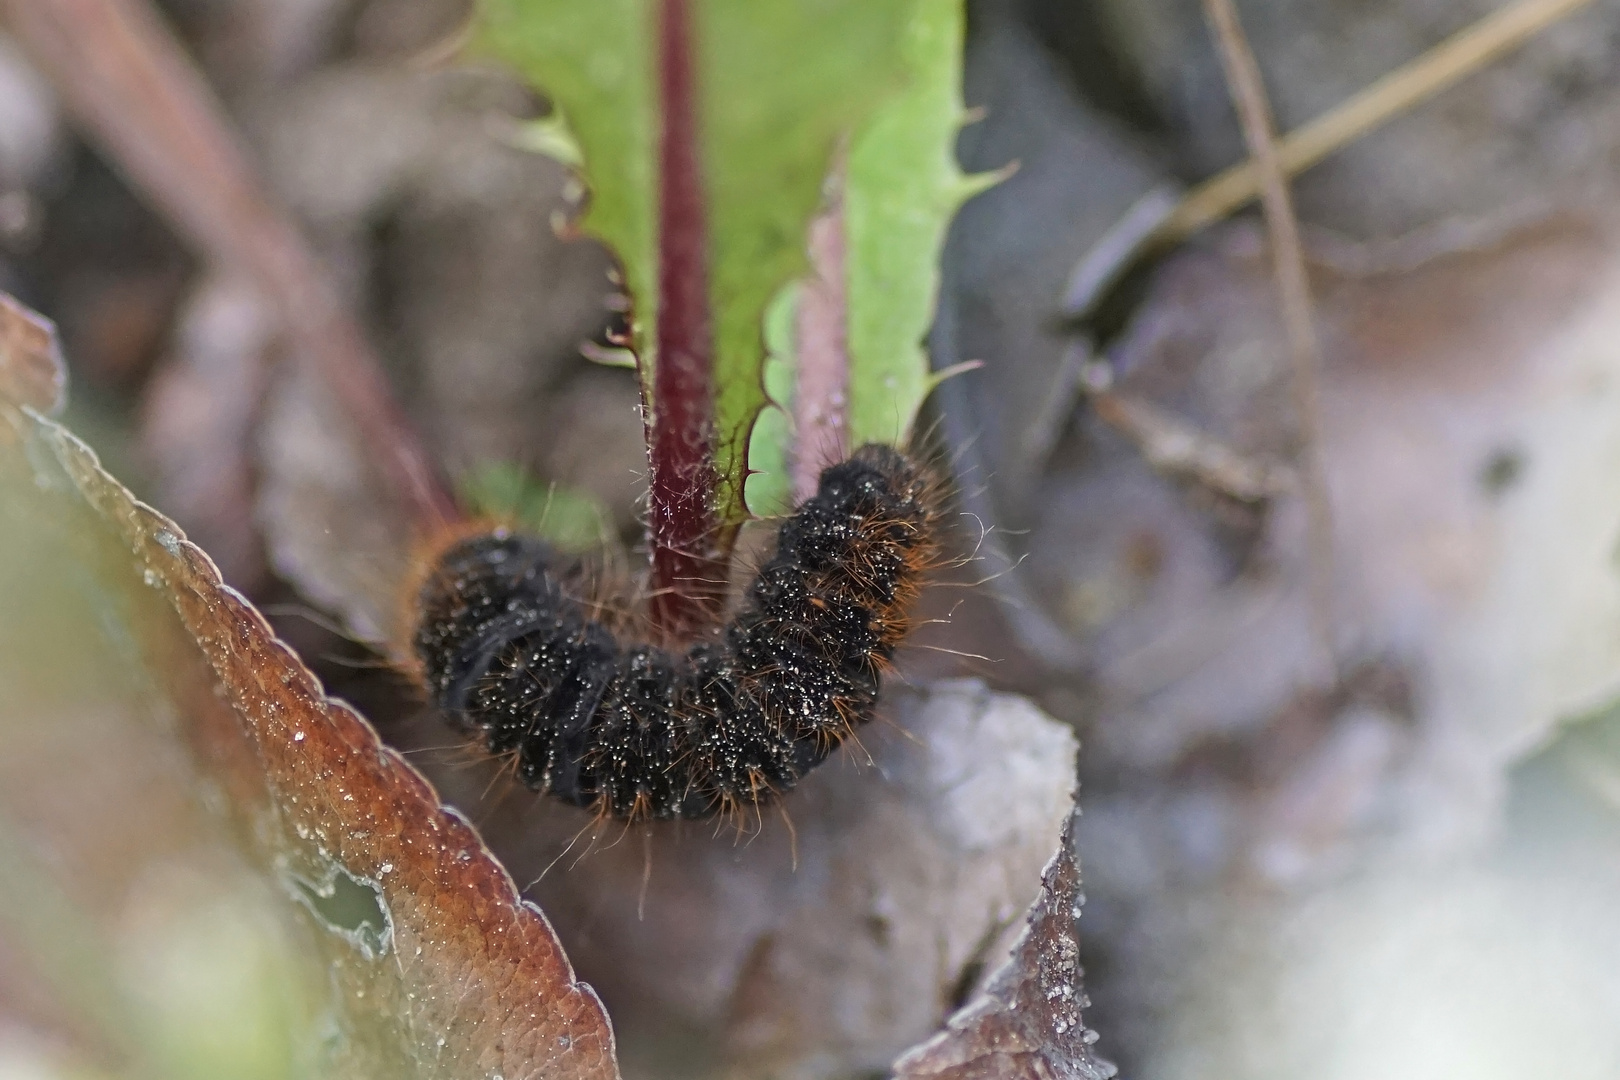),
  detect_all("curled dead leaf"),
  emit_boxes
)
[0,292,619,1080]
[893,809,1115,1080]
